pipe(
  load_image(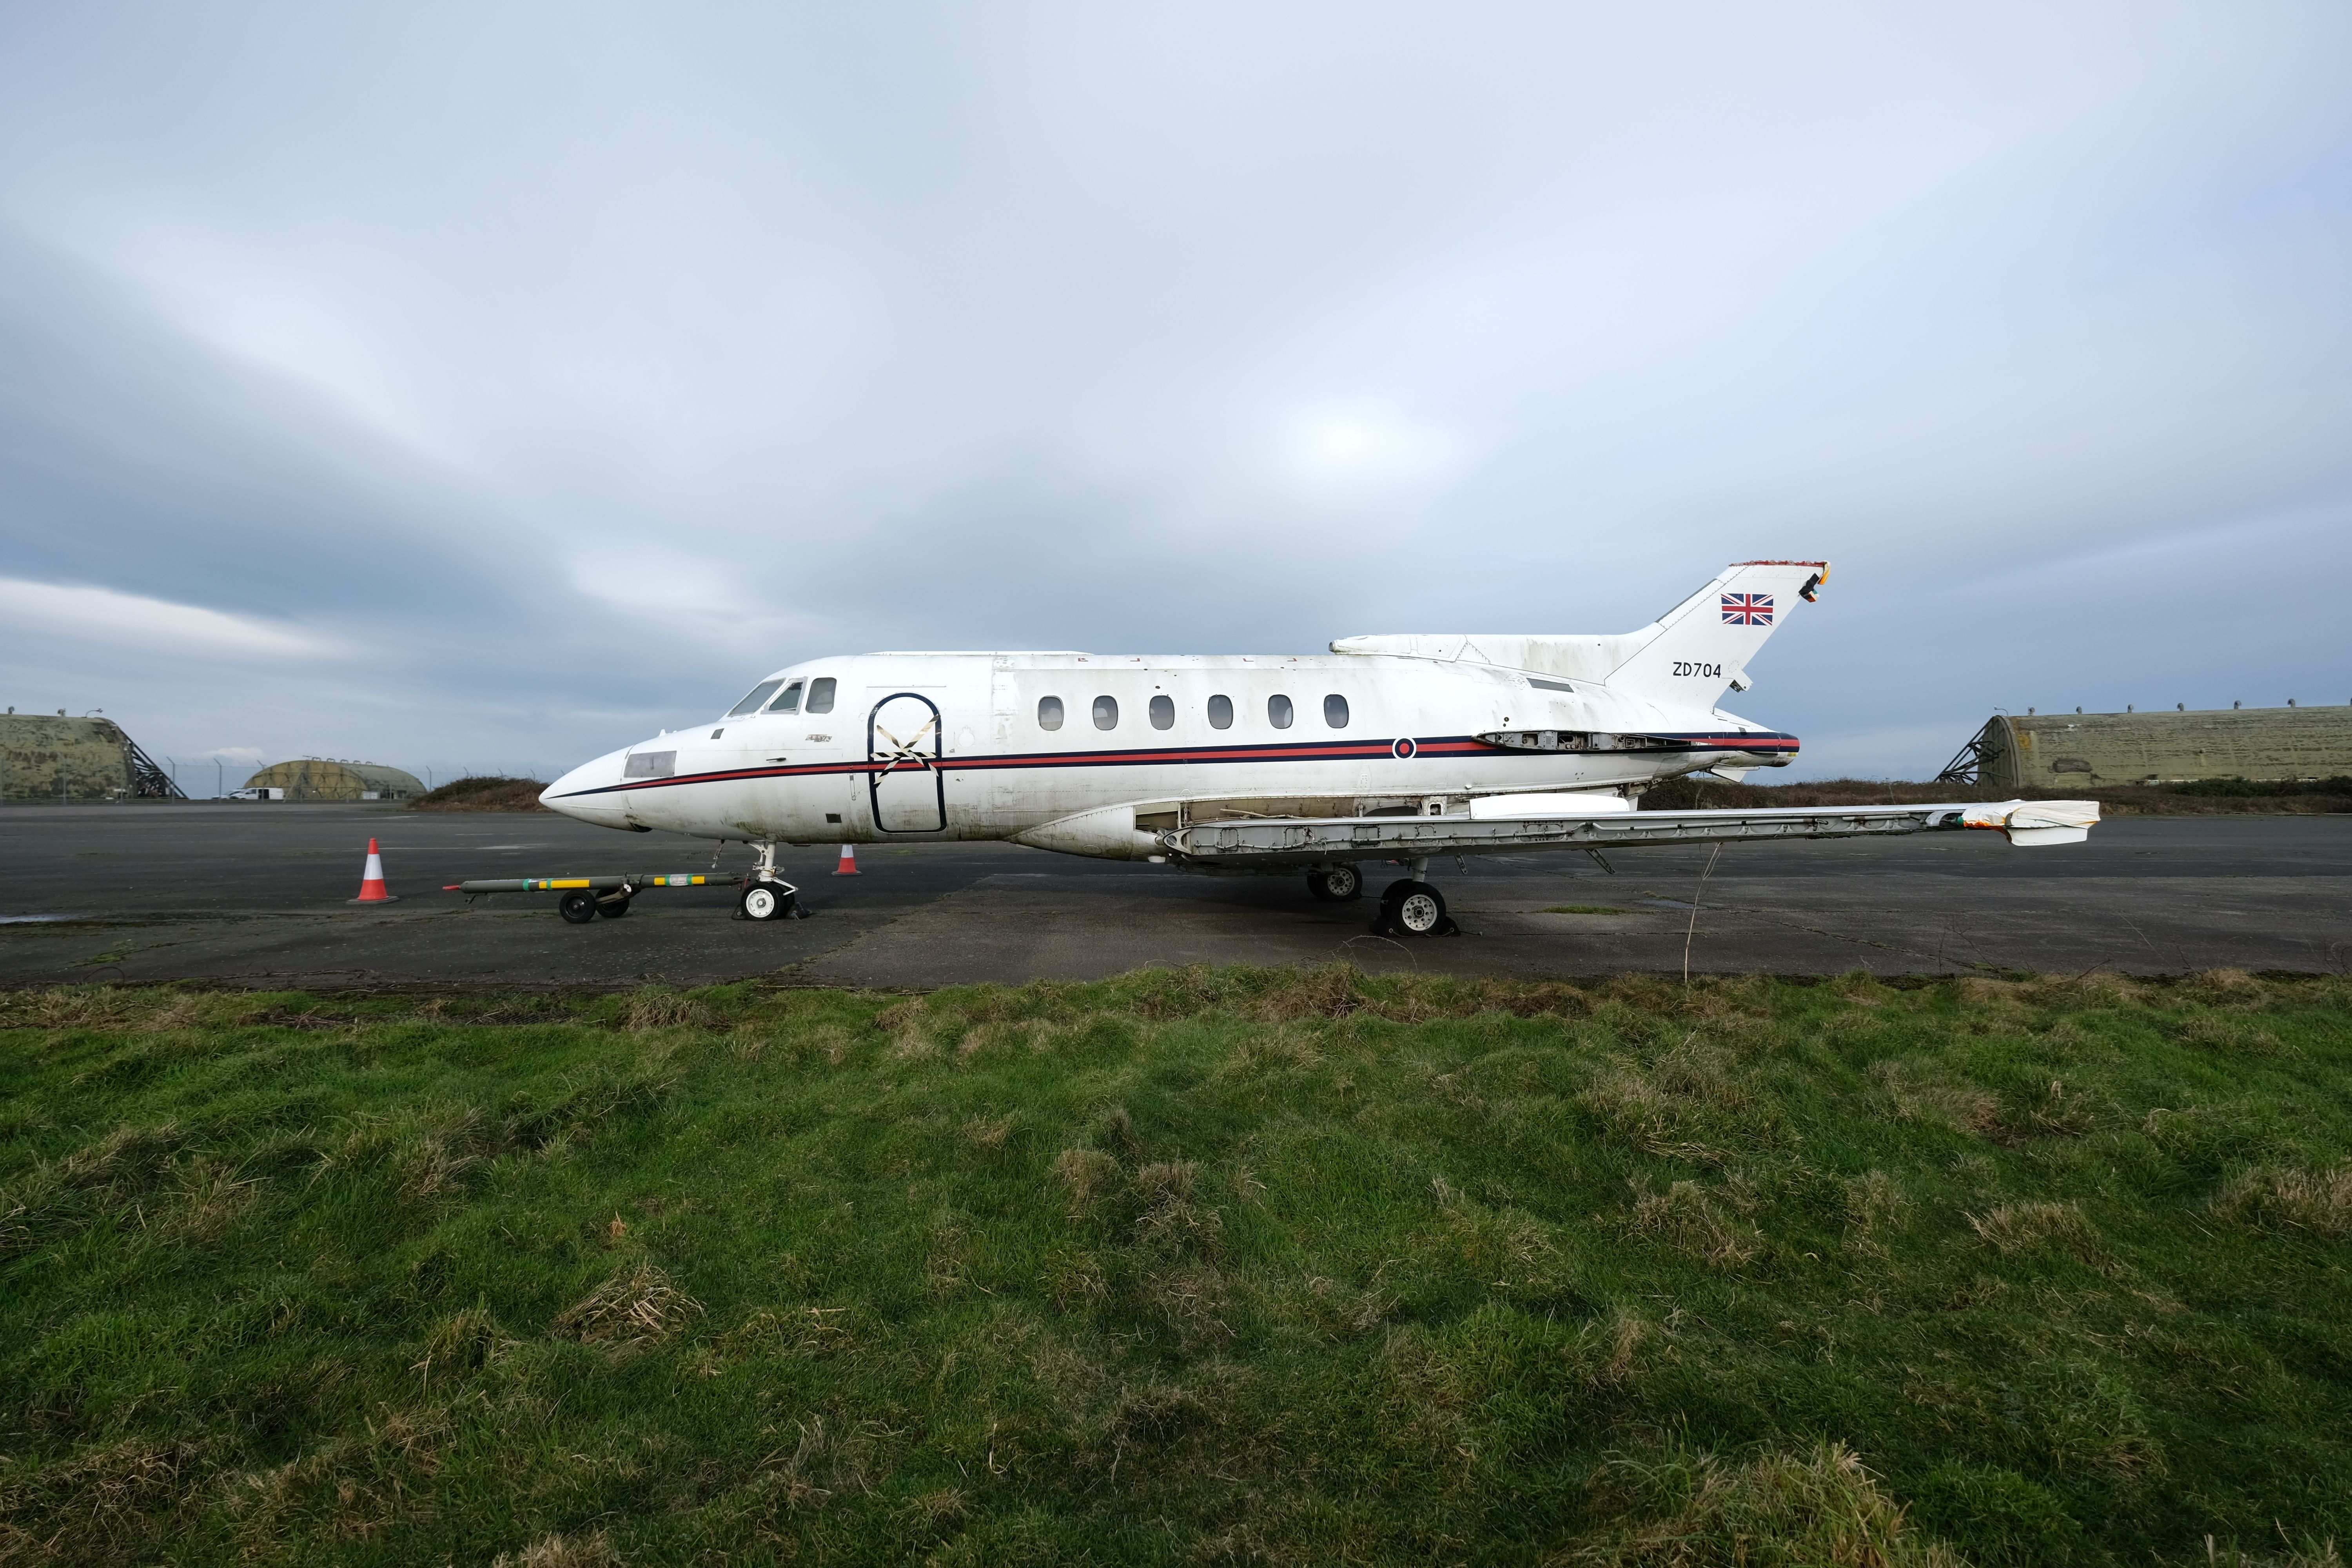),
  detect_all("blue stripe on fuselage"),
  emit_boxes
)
[546,730,1800,801]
